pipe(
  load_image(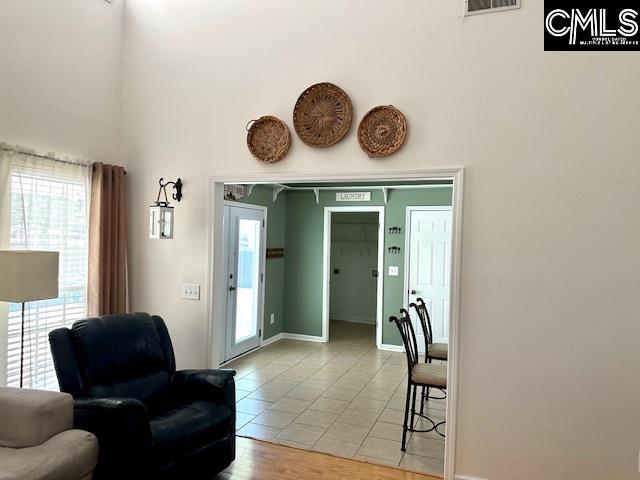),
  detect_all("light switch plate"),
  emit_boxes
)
[270,313,275,325]
[389,266,399,277]
[181,284,200,300]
